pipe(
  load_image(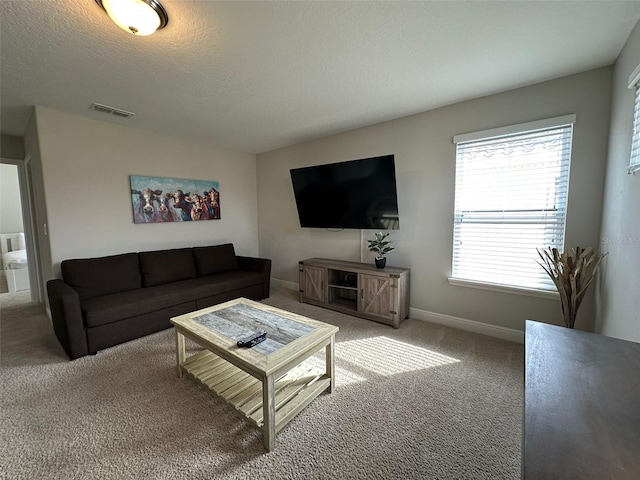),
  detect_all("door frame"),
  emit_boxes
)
[1,156,42,303]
